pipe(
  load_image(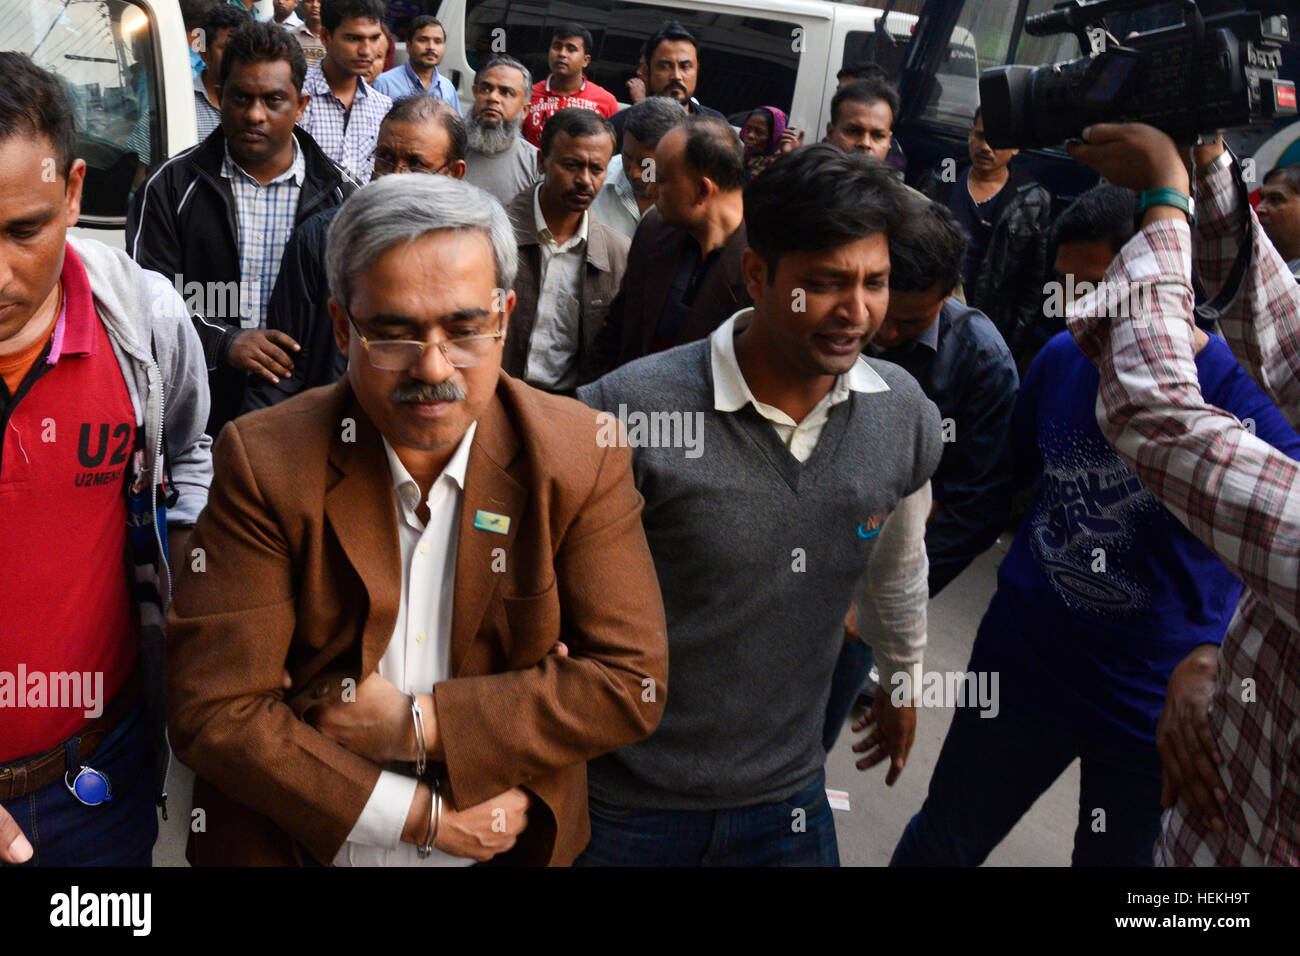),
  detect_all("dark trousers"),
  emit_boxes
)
[575,770,840,867]
[823,640,874,751]
[1,706,157,866]
[890,702,1163,867]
